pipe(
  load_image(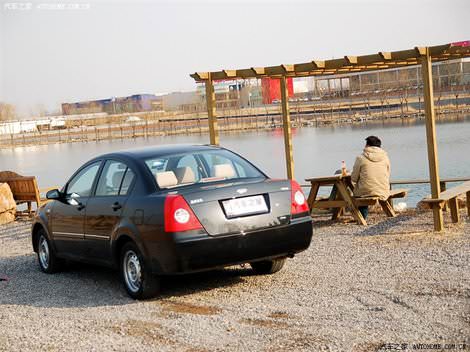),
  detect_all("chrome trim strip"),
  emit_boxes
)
[84,234,110,240]
[53,232,83,238]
